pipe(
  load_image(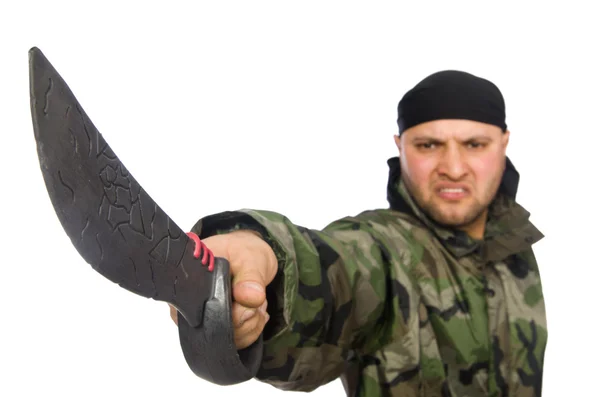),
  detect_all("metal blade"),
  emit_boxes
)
[29,47,211,328]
